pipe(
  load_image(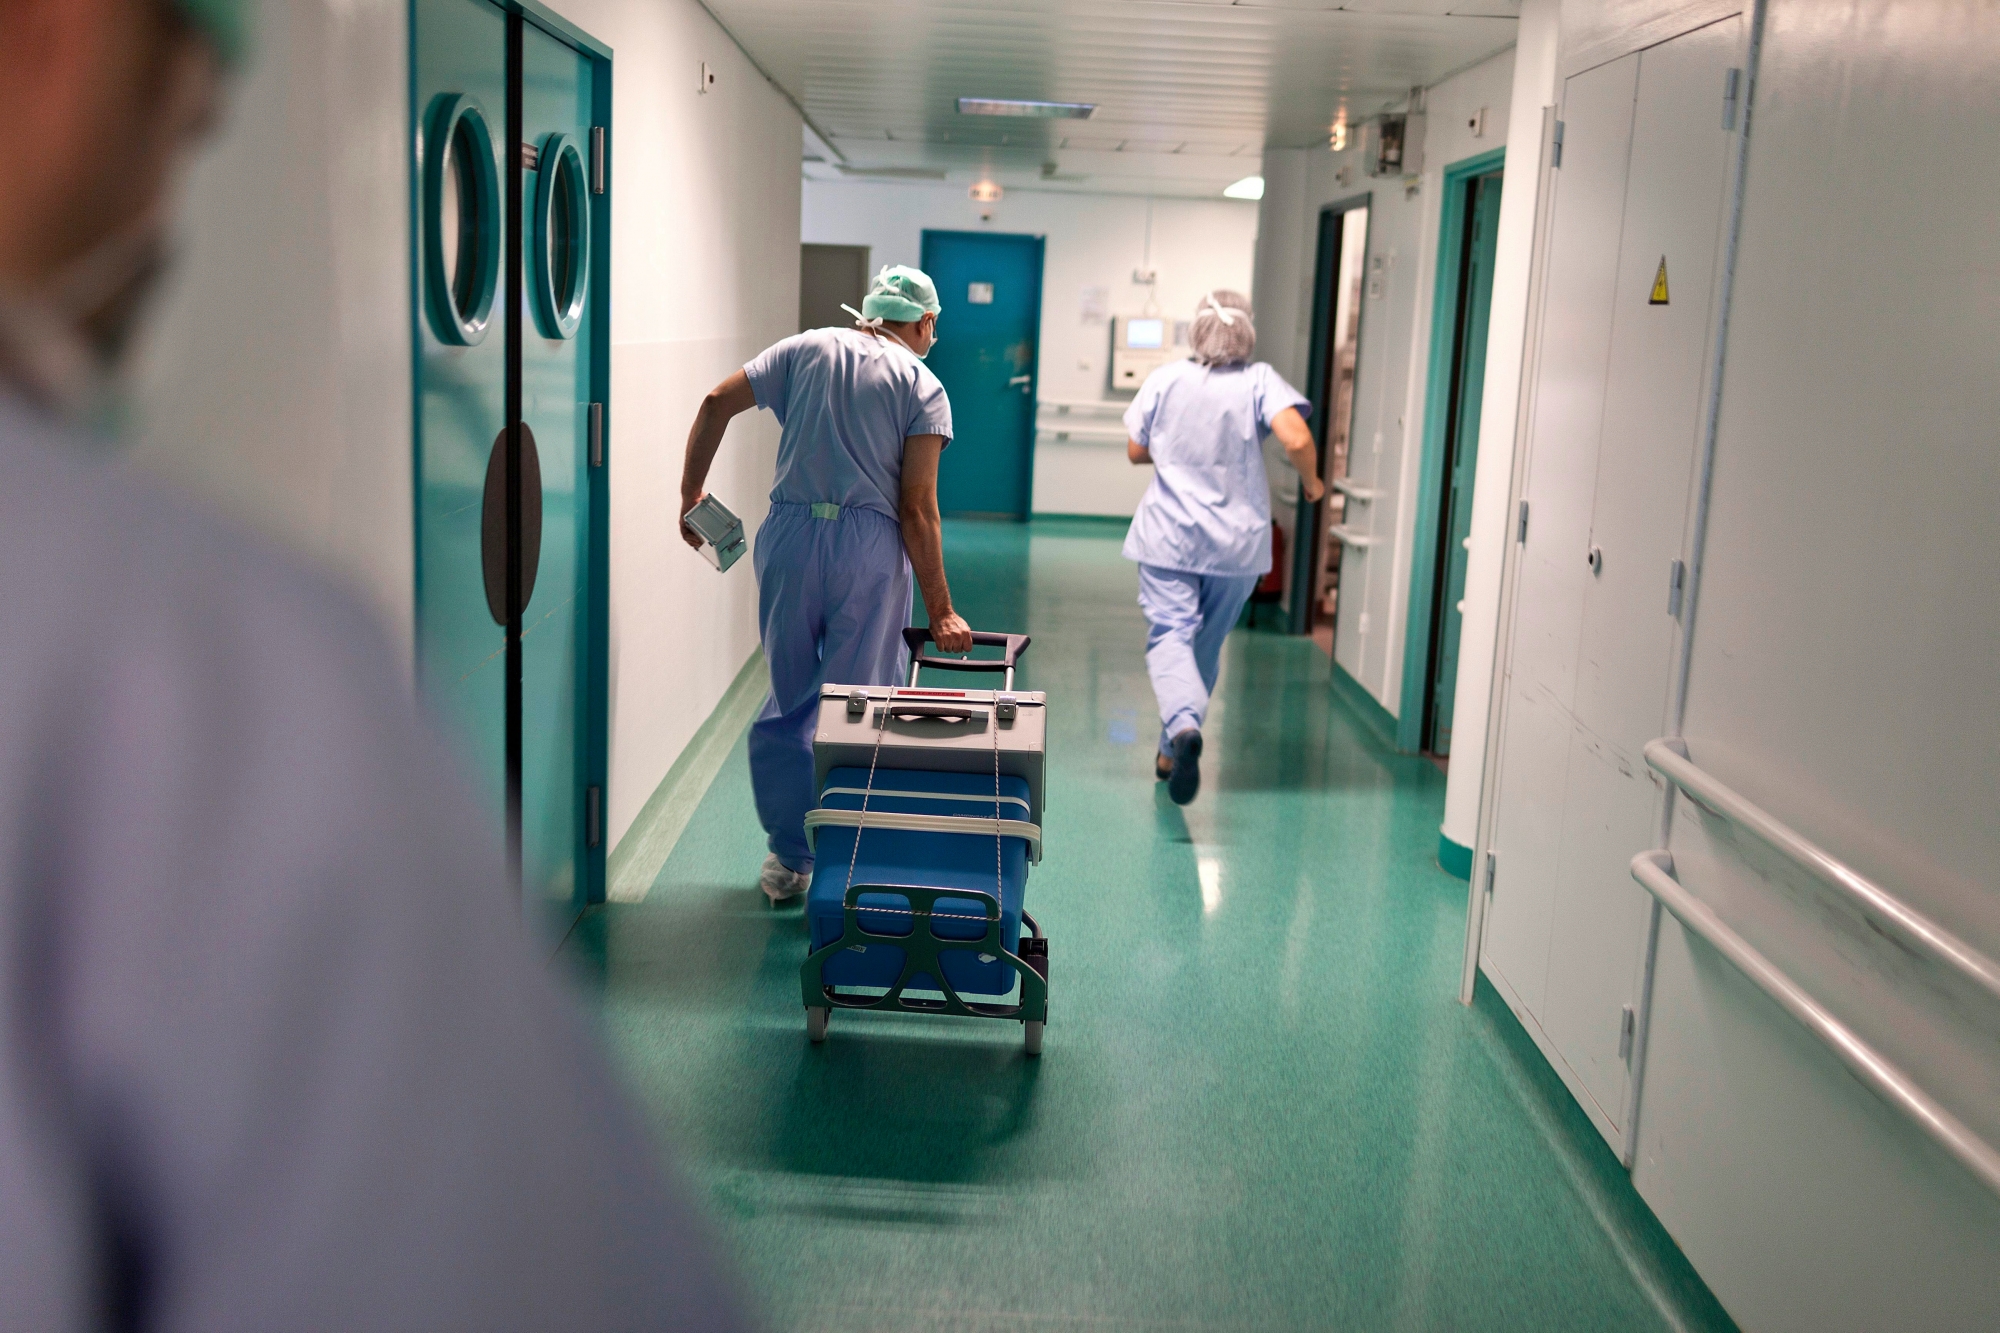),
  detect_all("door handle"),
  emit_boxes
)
[1008,375,1031,385]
